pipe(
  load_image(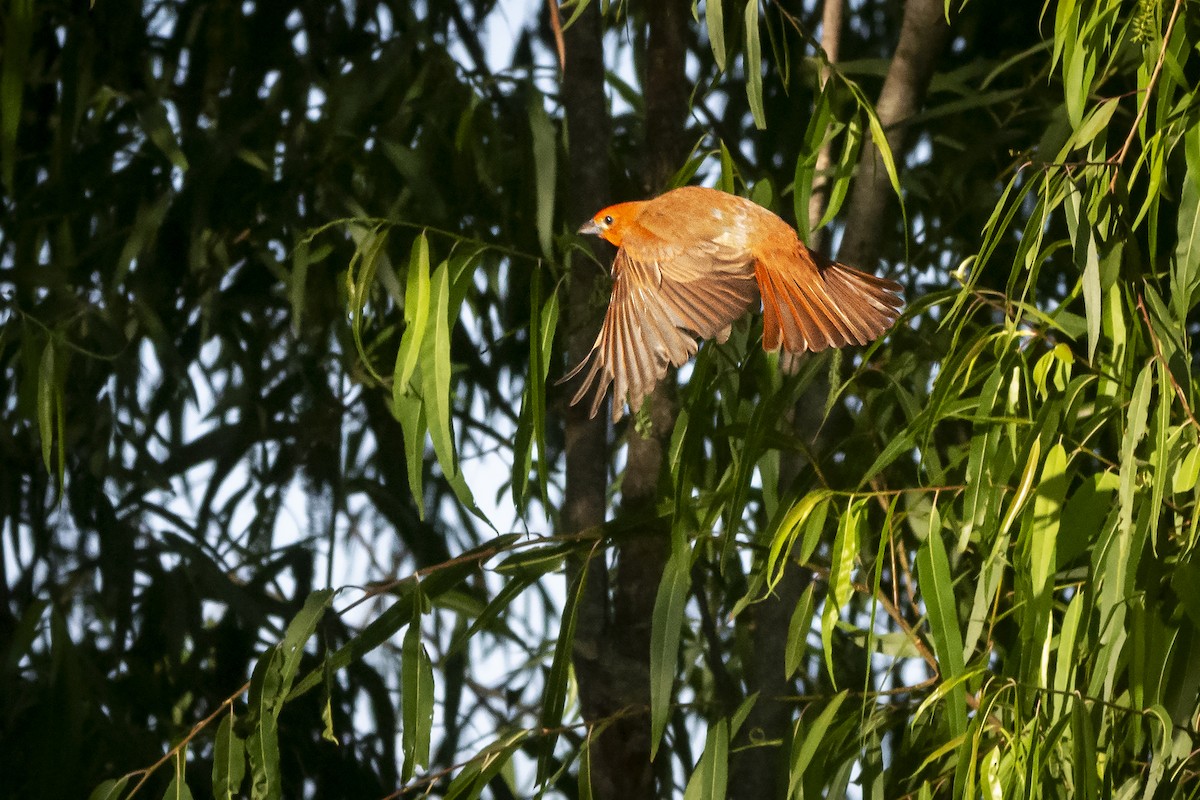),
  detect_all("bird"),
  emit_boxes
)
[562,185,904,422]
